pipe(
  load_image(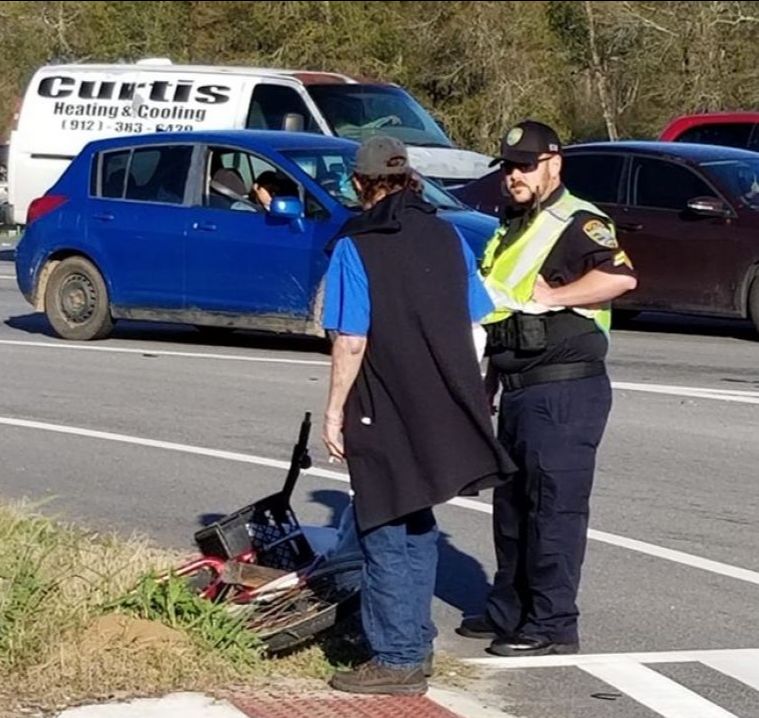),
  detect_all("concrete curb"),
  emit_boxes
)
[55,693,247,718]
[52,686,519,718]
[427,686,516,718]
